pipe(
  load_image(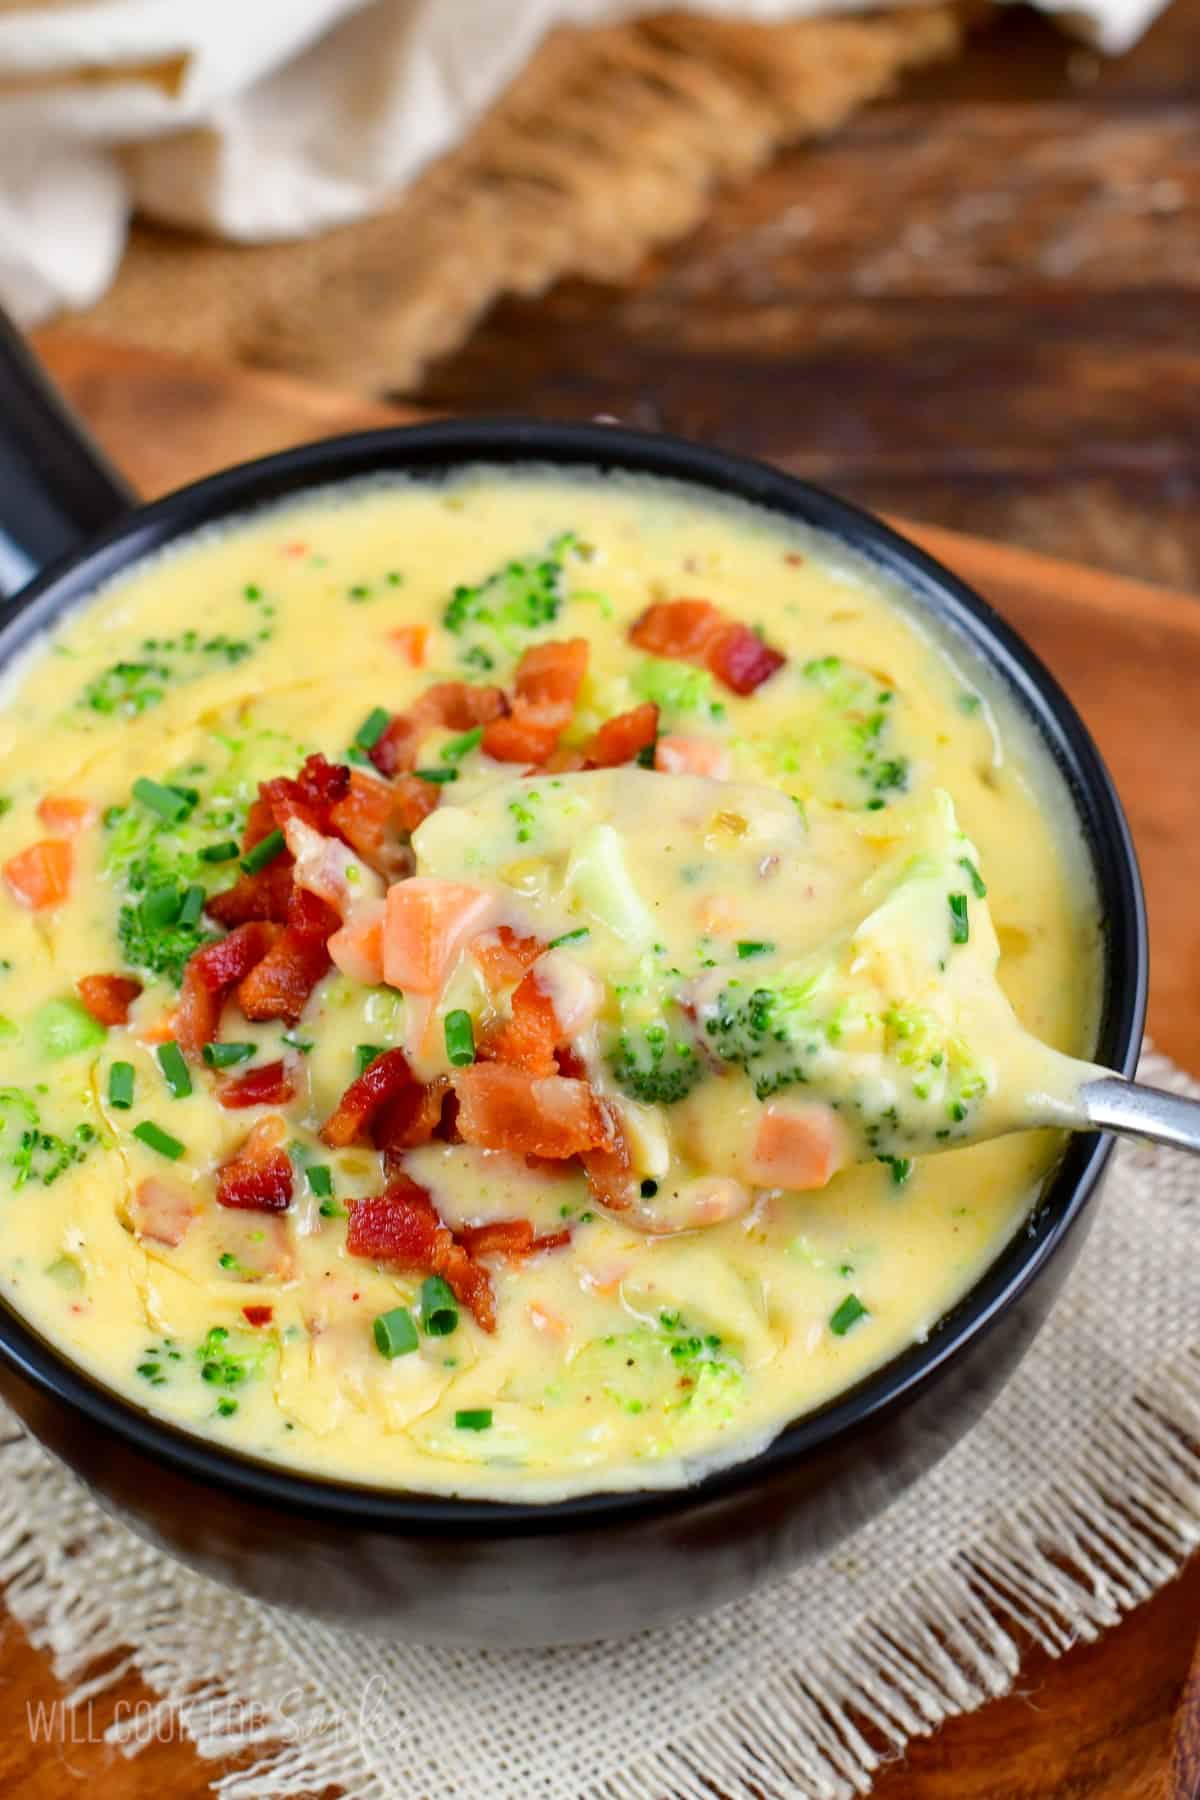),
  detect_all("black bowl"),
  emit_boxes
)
[0,315,1145,1644]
